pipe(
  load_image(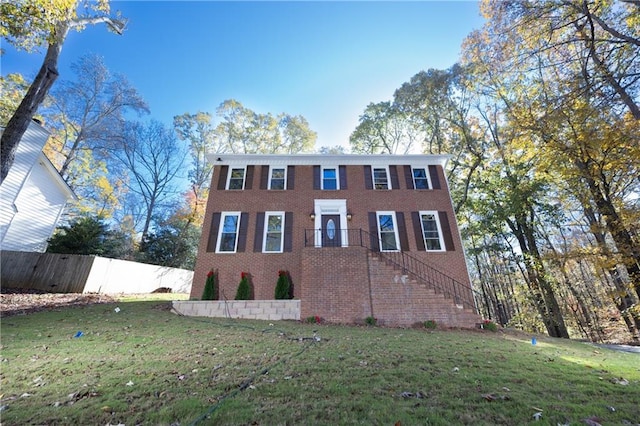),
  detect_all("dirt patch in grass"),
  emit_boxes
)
[0,287,117,318]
